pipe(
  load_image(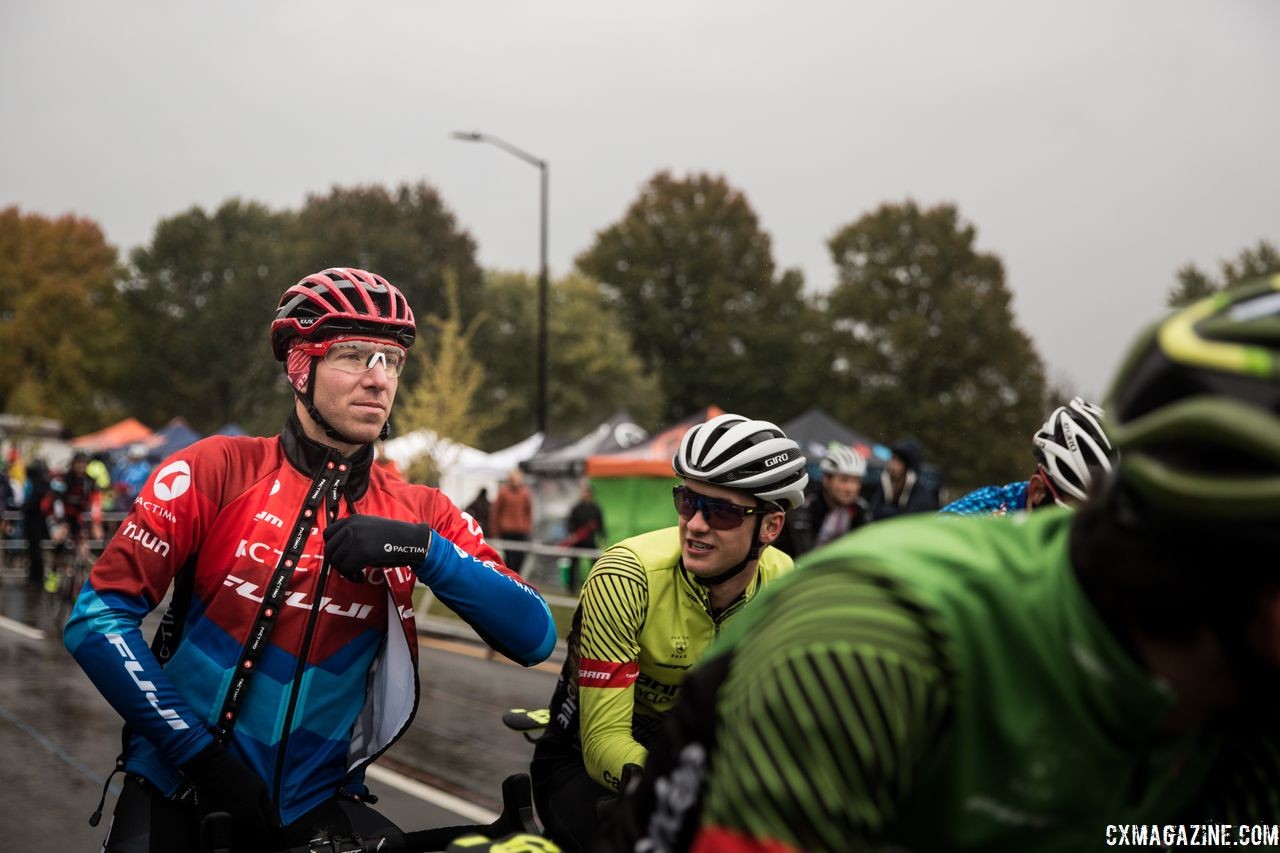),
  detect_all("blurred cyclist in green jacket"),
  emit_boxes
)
[603,276,1280,852]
